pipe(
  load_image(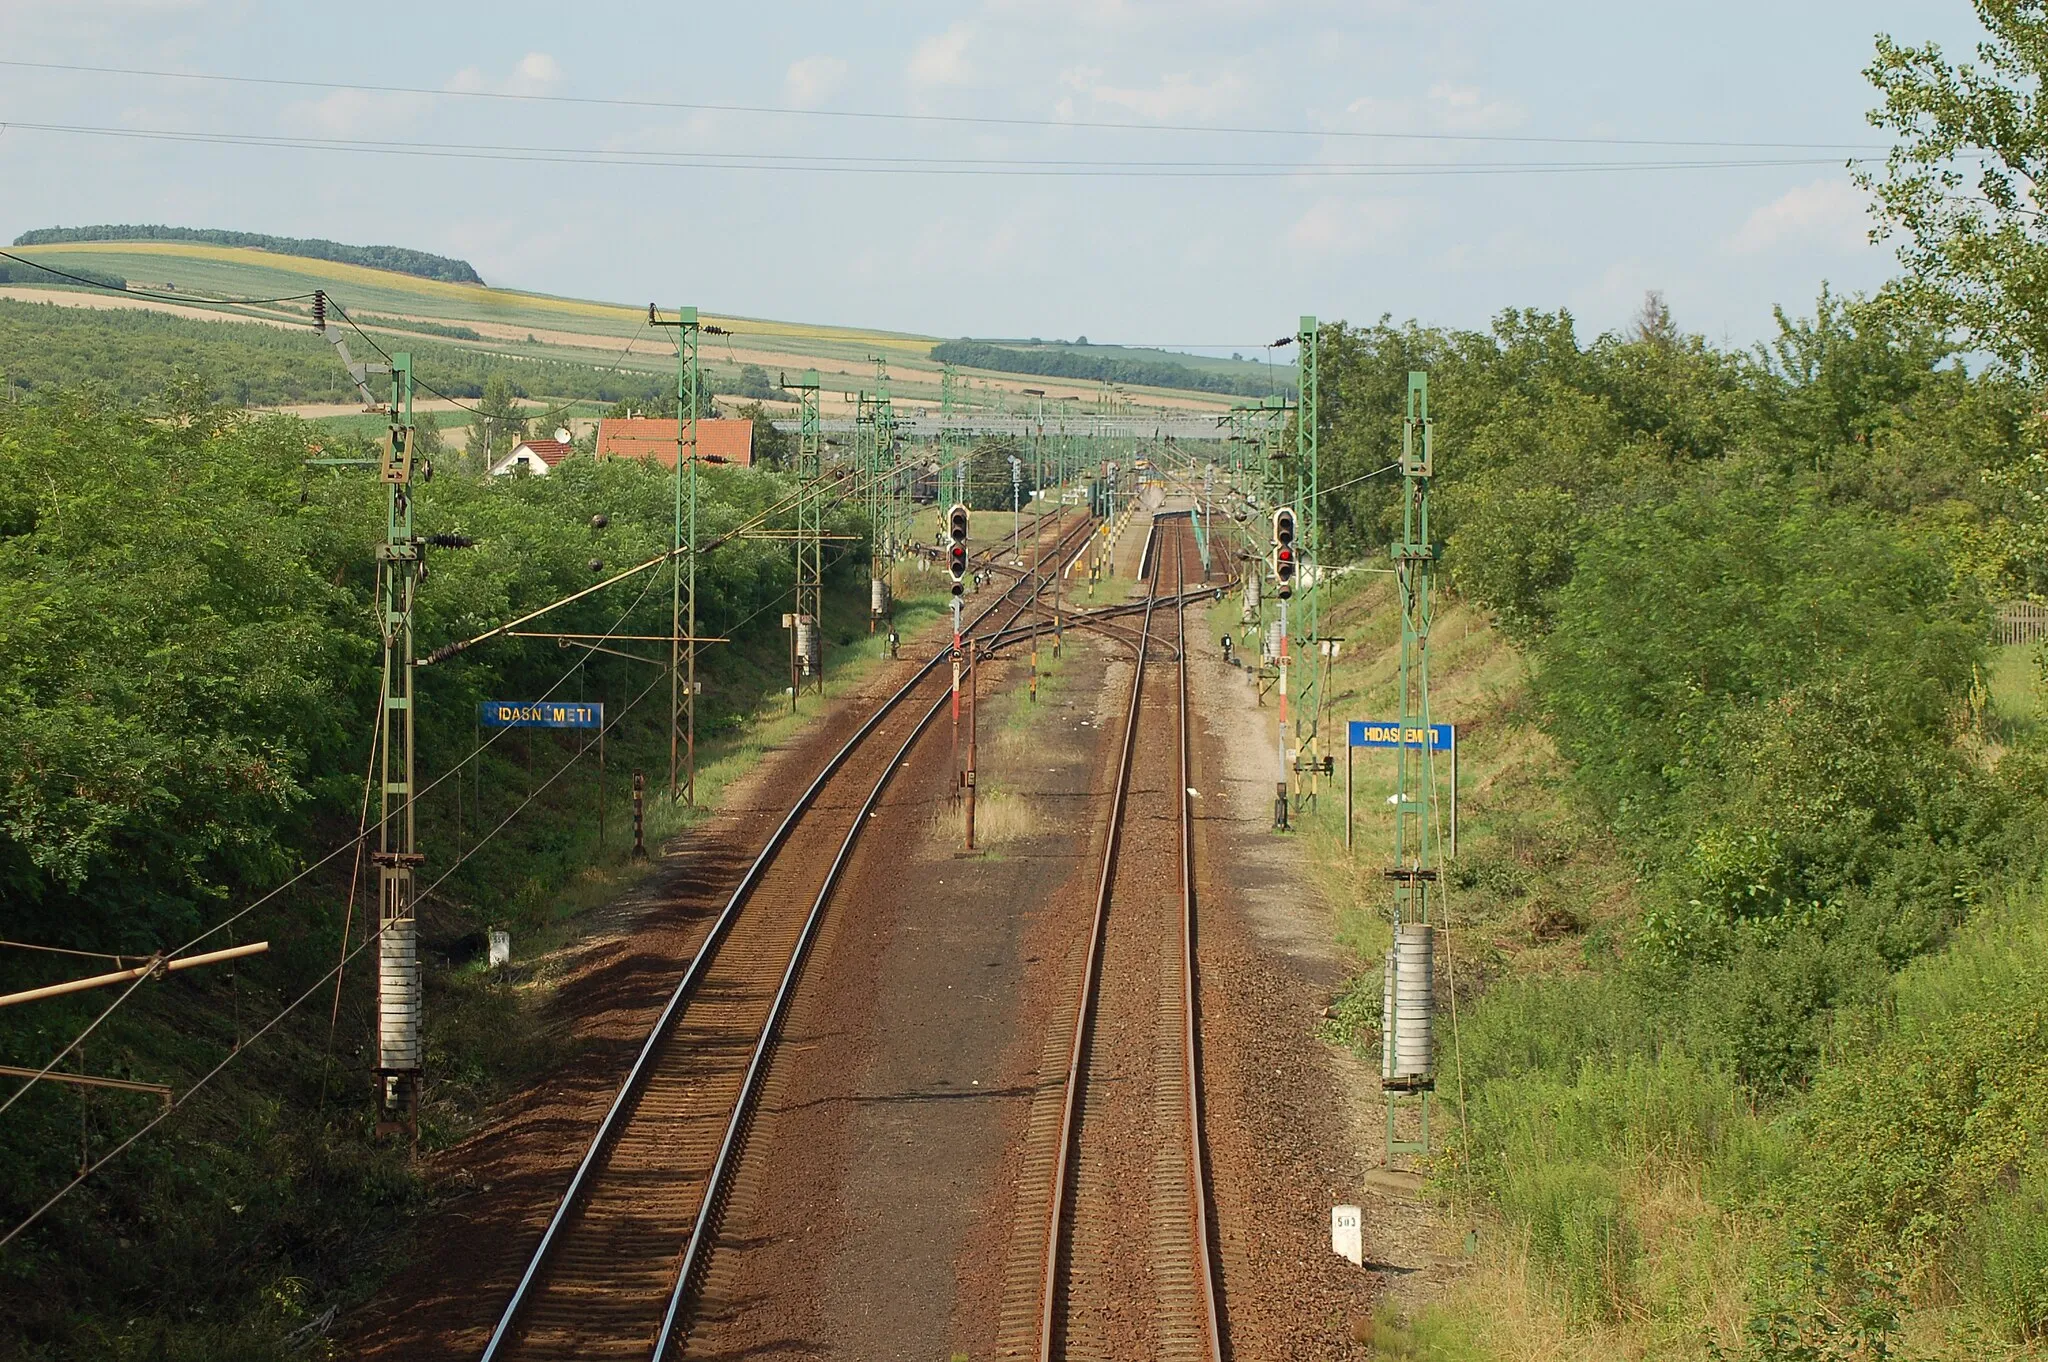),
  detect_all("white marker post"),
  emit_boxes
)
[1331,1205,1364,1267]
